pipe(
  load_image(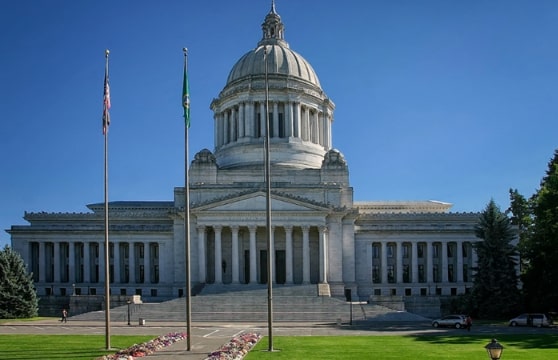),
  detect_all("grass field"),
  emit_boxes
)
[1,331,558,359]
[245,334,558,360]
[0,334,155,359]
